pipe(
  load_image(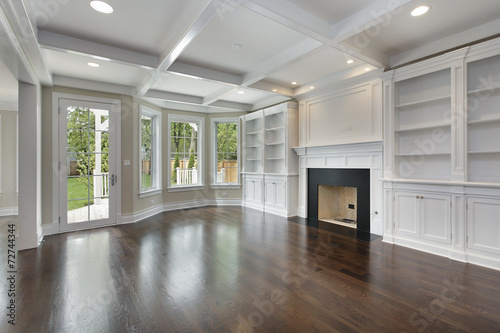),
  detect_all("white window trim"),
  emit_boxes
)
[167,114,204,191]
[139,106,162,198]
[211,117,240,189]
